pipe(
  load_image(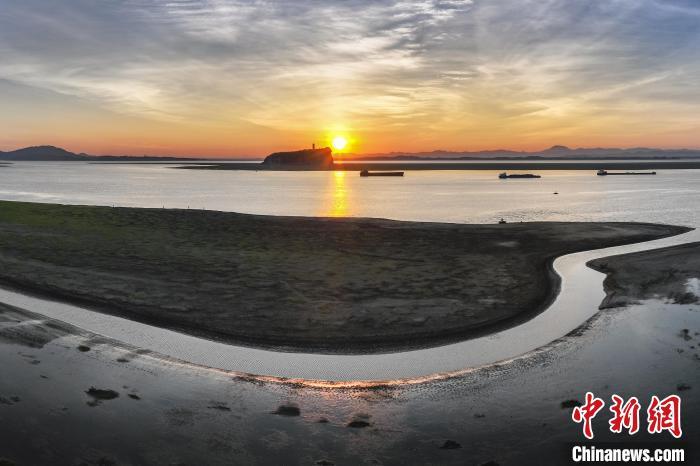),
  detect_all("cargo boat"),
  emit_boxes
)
[360,170,404,177]
[498,172,541,179]
[597,169,656,176]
